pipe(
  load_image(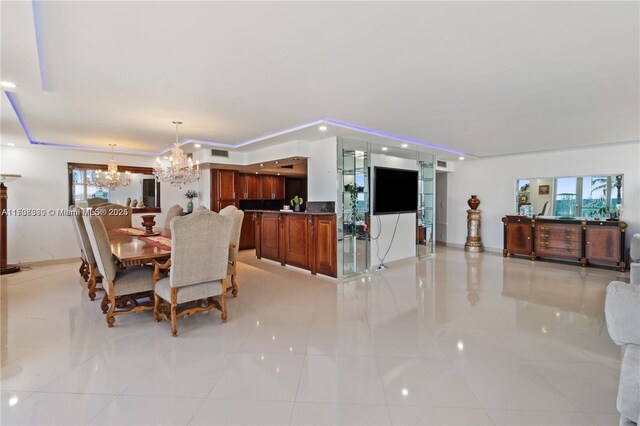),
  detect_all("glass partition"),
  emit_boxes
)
[515,174,623,219]
[417,154,435,258]
[337,138,370,277]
